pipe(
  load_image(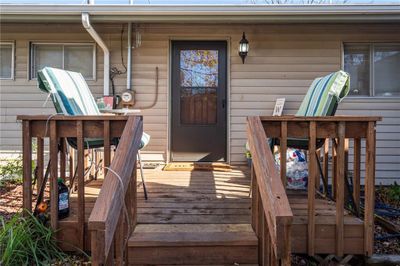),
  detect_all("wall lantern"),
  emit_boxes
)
[239,32,249,64]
